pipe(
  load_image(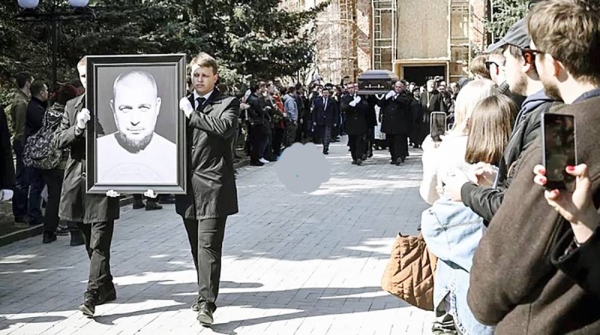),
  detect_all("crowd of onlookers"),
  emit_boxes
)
[414,0,600,334]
